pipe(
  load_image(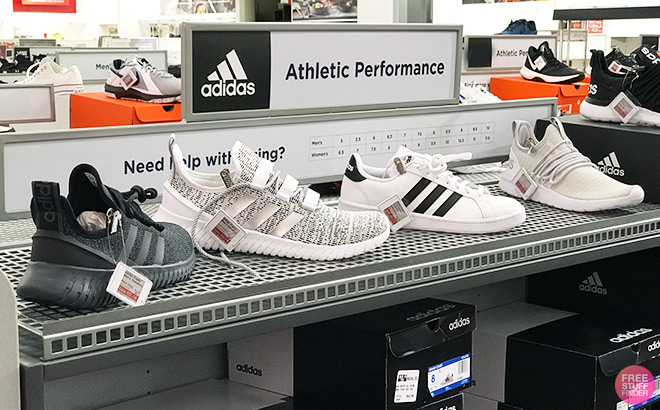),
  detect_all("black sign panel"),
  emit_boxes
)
[191,31,271,113]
